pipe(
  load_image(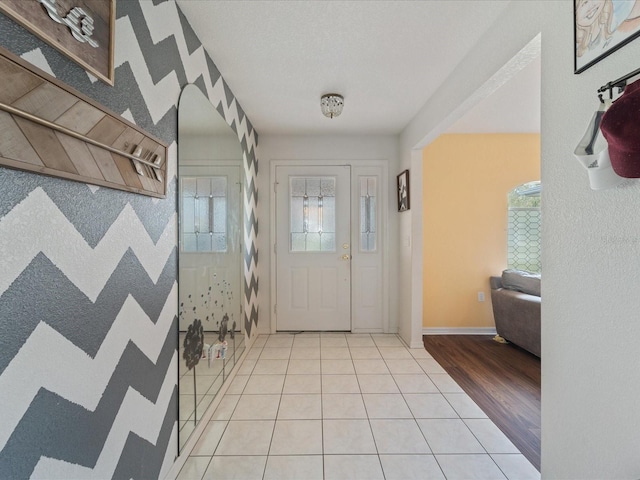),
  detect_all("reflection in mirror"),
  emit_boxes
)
[178,84,245,451]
